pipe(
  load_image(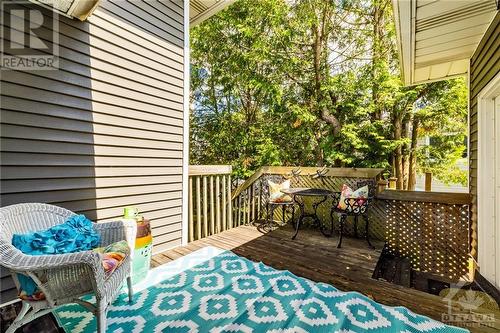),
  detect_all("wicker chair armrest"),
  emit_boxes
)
[0,243,101,273]
[93,220,128,246]
[1,242,108,301]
